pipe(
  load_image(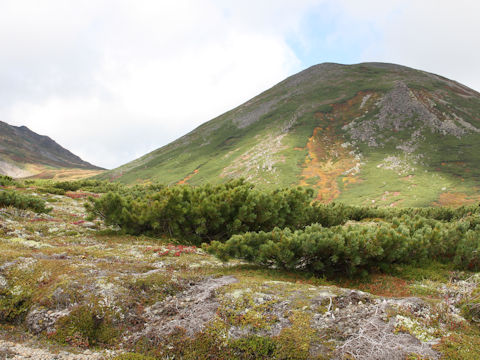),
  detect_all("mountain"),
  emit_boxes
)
[0,120,103,179]
[100,62,480,207]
